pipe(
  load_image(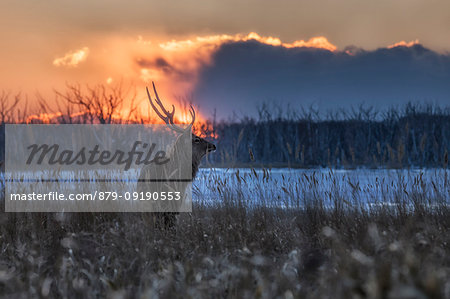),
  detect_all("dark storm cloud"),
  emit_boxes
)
[137,57,171,69]
[193,40,450,117]
[136,57,191,80]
